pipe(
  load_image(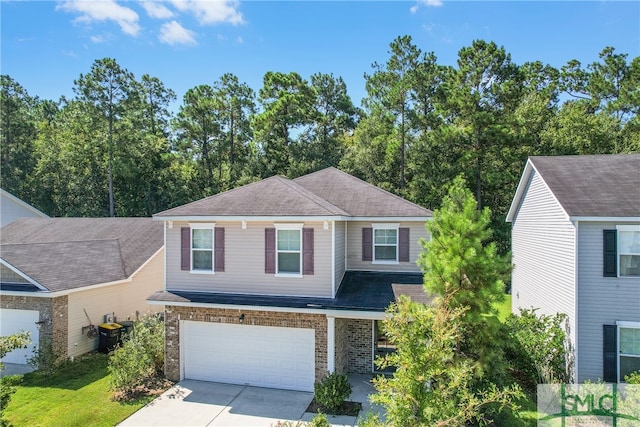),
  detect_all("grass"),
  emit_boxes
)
[3,352,156,427]
[495,293,513,322]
